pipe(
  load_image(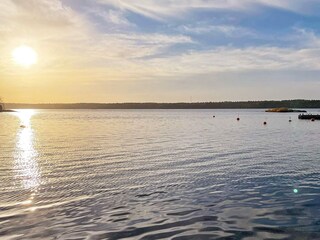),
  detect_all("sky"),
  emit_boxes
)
[1,0,320,103]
